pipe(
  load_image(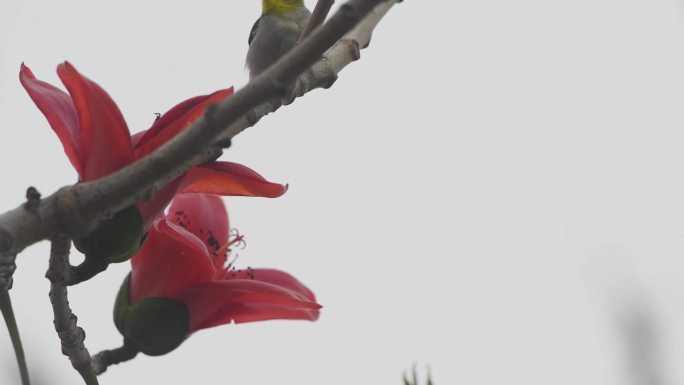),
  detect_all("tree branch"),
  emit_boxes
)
[0,0,401,274]
[300,0,335,42]
[46,238,98,385]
